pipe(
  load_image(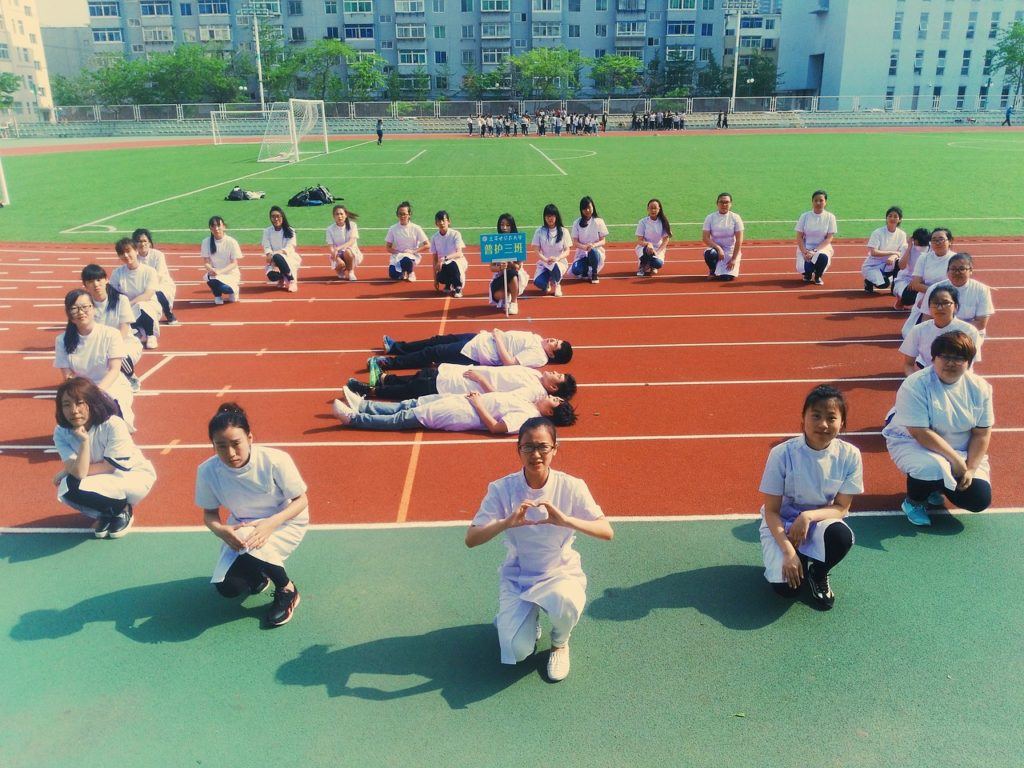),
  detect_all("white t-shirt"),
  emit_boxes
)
[759,435,863,524]
[195,444,308,521]
[326,221,362,265]
[94,293,134,330]
[460,330,549,368]
[531,226,572,270]
[922,279,995,322]
[413,389,540,433]
[385,221,429,266]
[911,250,954,287]
[201,234,243,275]
[431,229,467,265]
[262,226,300,257]
[899,317,982,367]
[635,216,669,257]
[795,210,838,251]
[702,211,745,256]
[436,364,546,399]
[54,415,154,475]
[110,263,161,322]
[882,367,994,452]
[864,226,908,268]
[139,248,175,292]
[54,323,126,381]
[571,217,609,260]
